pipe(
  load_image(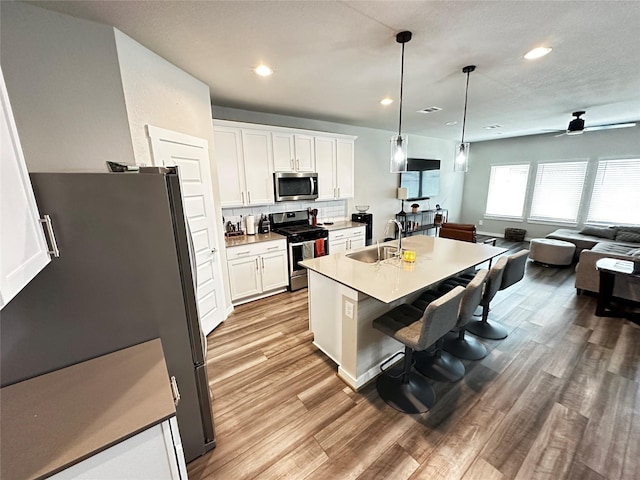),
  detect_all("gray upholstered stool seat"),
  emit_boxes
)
[529,238,575,266]
[372,286,465,413]
[440,269,490,360]
[467,250,529,340]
